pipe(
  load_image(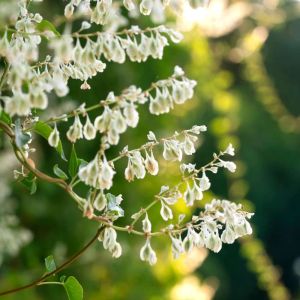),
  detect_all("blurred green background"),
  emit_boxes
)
[0,0,300,299]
